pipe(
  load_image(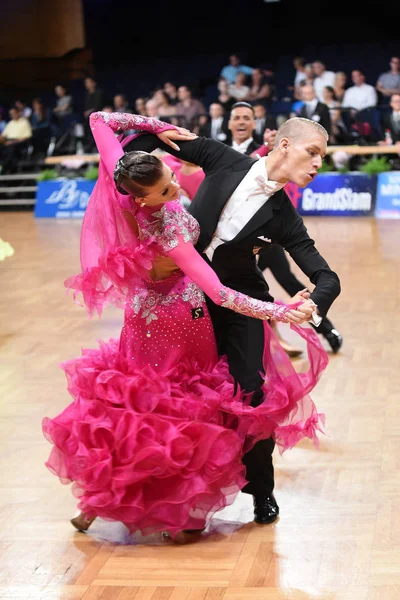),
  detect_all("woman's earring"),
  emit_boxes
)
[140,201,146,208]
